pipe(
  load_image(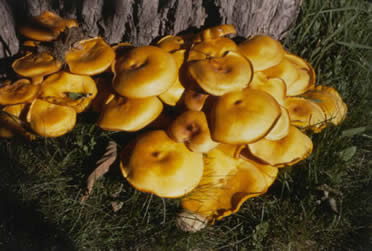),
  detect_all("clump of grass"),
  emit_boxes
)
[1,0,371,250]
